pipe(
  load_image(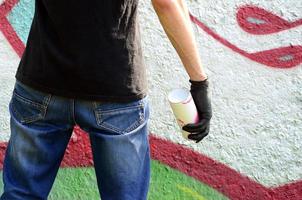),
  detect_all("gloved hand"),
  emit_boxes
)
[182,78,212,143]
